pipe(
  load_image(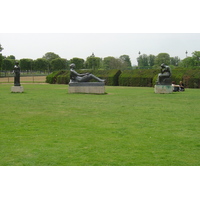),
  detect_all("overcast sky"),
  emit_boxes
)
[1,0,200,66]
[1,33,200,65]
